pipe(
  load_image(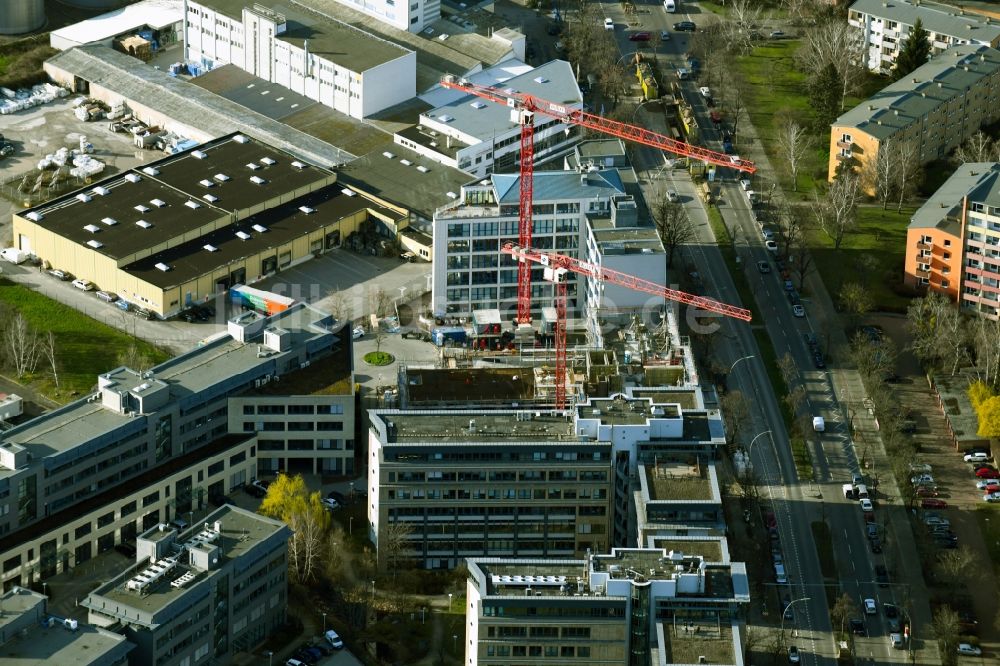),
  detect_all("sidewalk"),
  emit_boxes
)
[724,80,941,664]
